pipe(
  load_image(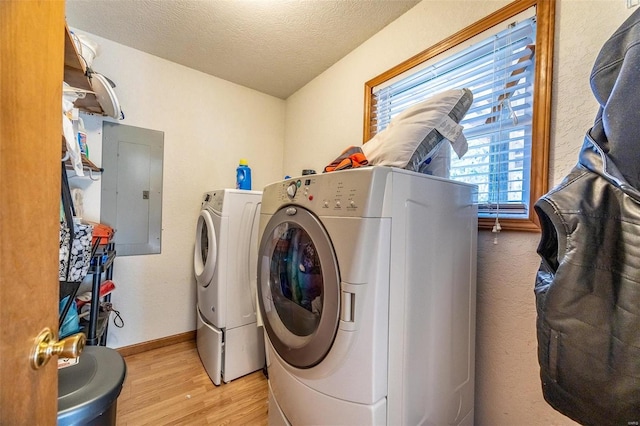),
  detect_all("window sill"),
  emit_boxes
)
[479,216,540,232]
